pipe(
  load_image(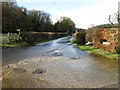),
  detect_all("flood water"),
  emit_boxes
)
[2,36,117,66]
[2,36,118,88]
